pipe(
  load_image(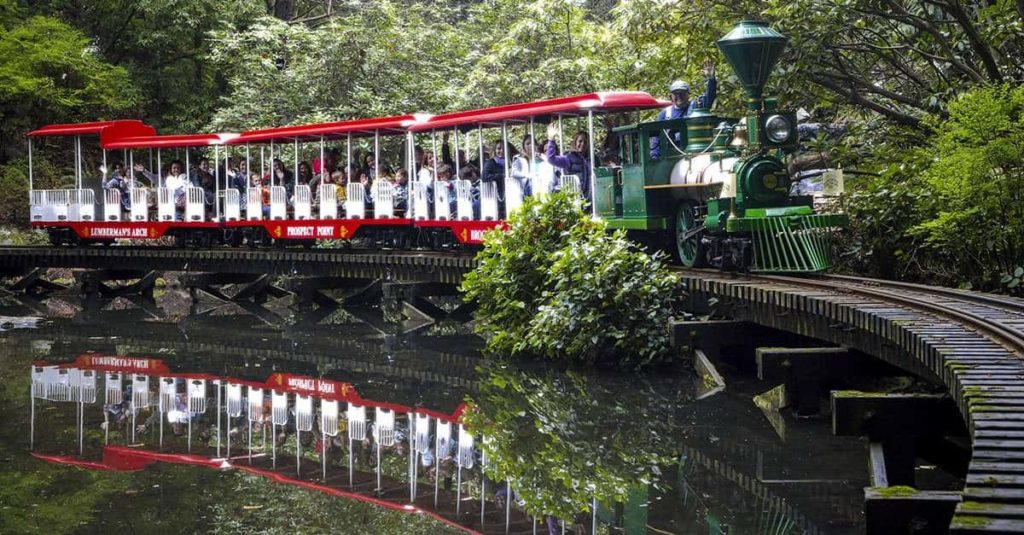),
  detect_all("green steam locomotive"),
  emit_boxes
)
[595,21,846,271]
